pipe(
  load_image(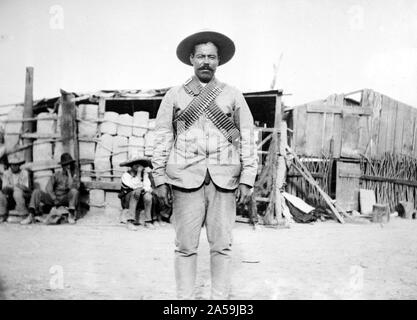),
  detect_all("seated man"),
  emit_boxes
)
[21,153,79,225]
[0,155,31,223]
[119,157,154,230]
